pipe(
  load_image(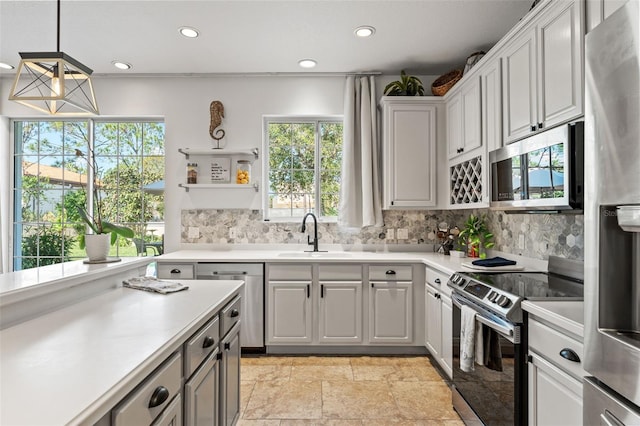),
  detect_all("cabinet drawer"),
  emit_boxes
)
[112,352,182,426]
[158,263,195,279]
[268,264,312,280]
[318,264,362,280]
[220,296,241,338]
[425,267,450,289]
[369,265,412,281]
[150,394,182,426]
[184,315,220,379]
[528,318,585,380]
